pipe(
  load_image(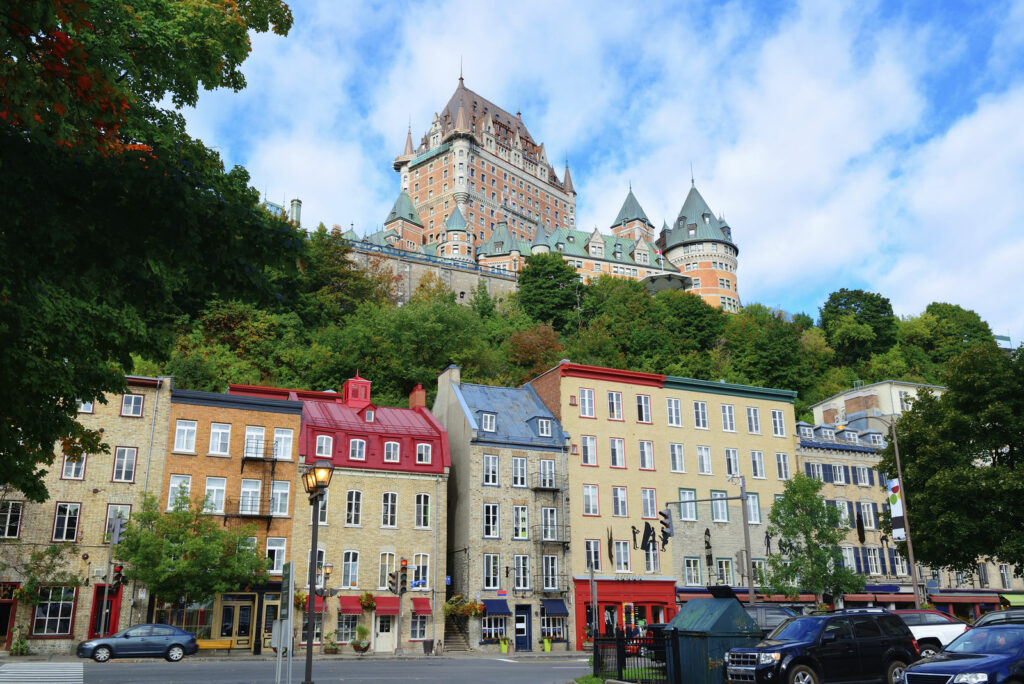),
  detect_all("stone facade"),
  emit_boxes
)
[810,380,946,428]
[1,376,172,653]
[434,366,573,653]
